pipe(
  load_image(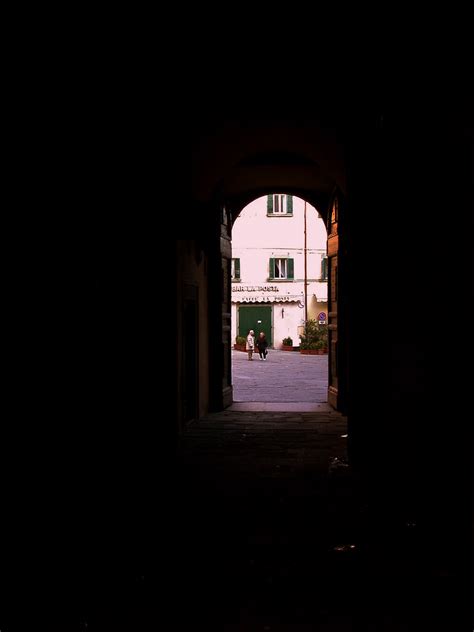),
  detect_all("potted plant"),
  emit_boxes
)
[315,339,325,354]
[299,319,327,354]
[281,336,293,351]
[318,324,328,353]
[300,341,320,354]
[234,335,247,352]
